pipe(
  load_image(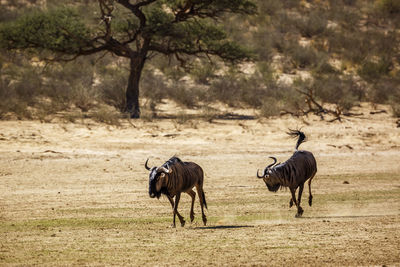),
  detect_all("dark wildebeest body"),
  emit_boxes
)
[257,130,317,217]
[146,157,207,227]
